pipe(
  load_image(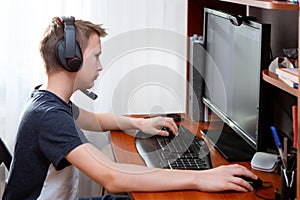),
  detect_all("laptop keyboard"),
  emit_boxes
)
[135,125,212,170]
